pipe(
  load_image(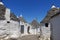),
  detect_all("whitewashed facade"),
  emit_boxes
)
[0,1,40,40]
[19,16,40,36]
[40,5,60,40]
[49,7,60,40]
[40,23,51,40]
[0,1,20,40]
